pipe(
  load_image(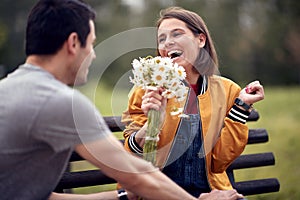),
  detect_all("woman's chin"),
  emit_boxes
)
[173,57,189,67]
